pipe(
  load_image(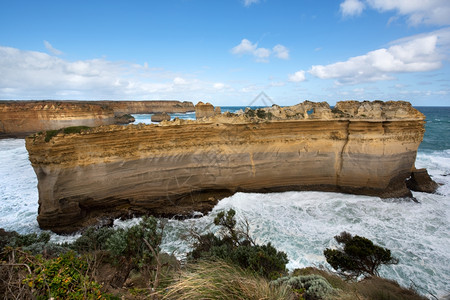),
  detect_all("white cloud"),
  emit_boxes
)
[0,46,230,100]
[213,83,225,89]
[173,77,187,85]
[273,44,289,59]
[308,29,448,84]
[340,0,450,25]
[254,47,271,59]
[231,39,289,62]
[43,40,63,55]
[367,0,450,25]
[340,0,365,17]
[243,0,260,7]
[288,70,306,82]
[231,39,257,55]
